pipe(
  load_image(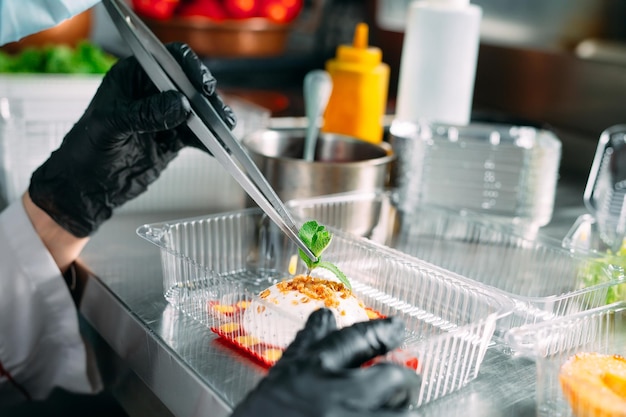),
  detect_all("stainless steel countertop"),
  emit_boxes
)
[77,175,589,417]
